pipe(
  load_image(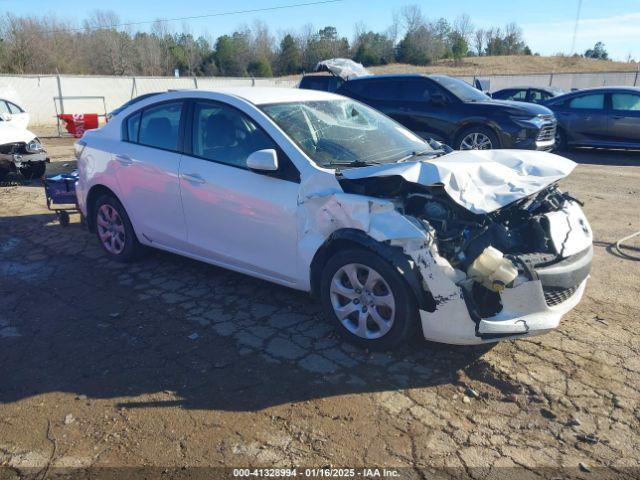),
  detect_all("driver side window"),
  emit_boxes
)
[192,102,276,169]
